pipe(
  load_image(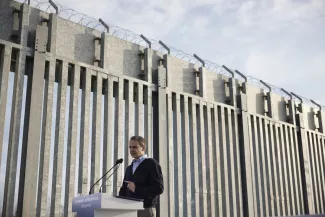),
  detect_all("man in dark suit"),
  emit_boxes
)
[119,136,164,217]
